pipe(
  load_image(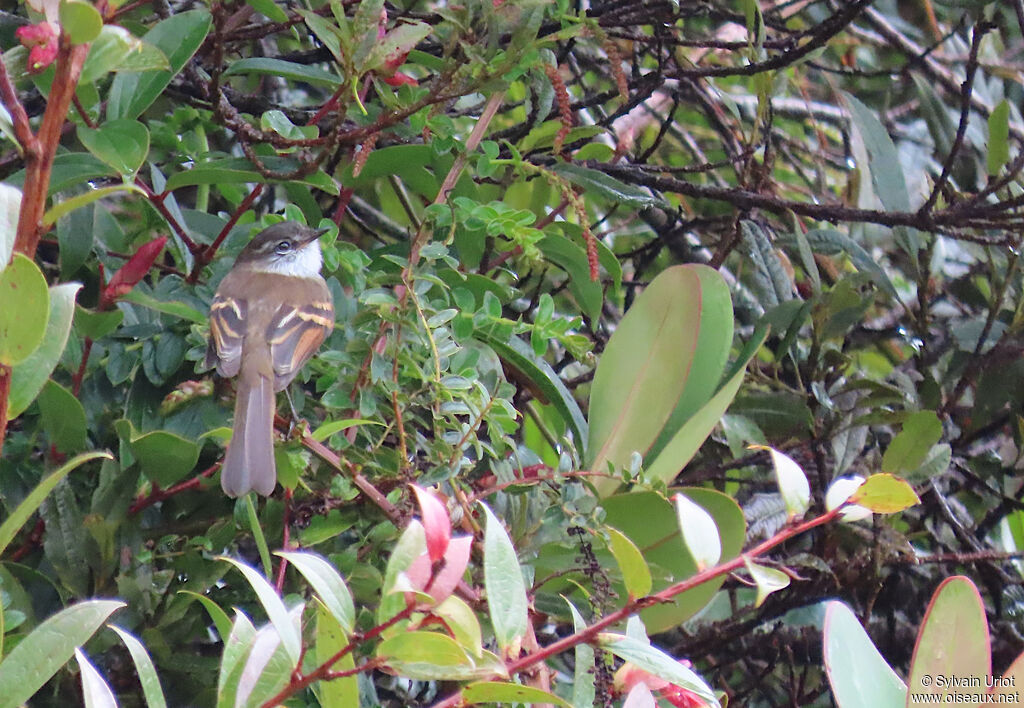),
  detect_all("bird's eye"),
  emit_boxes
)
[275,240,292,255]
